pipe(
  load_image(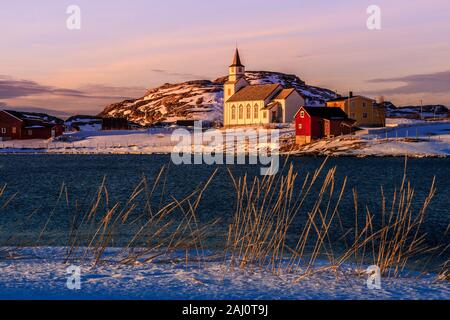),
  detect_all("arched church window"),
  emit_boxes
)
[246,105,251,119]
[254,105,259,119]
[239,105,244,120]
[231,105,236,120]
